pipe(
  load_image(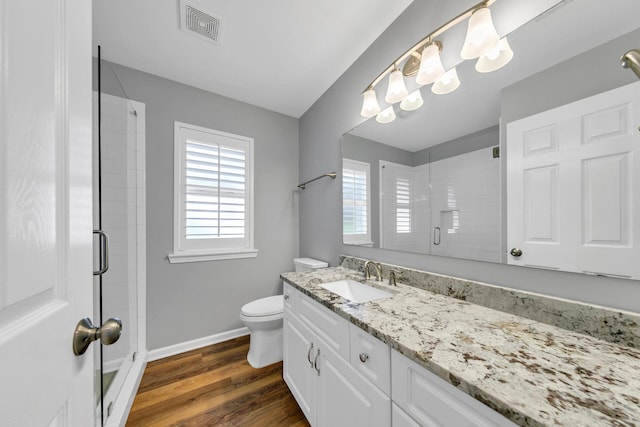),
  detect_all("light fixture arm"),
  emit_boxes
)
[621,49,640,80]
[362,0,495,93]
